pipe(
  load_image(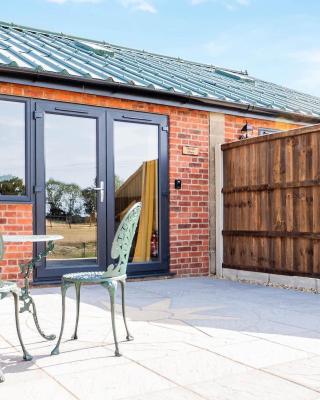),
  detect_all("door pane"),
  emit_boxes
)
[0,100,26,196]
[114,121,159,263]
[44,114,97,261]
